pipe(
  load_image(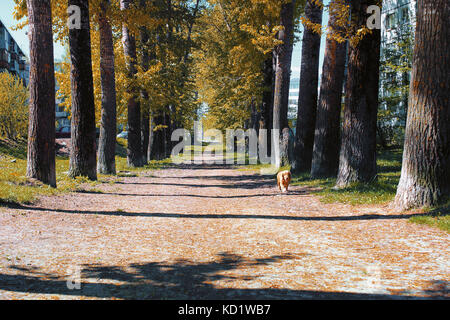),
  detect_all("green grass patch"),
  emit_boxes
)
[409,201,450,233]
[0,137,168,206]
[409,214,450,233]
[289,149,402,205]
[0,154,100,205]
